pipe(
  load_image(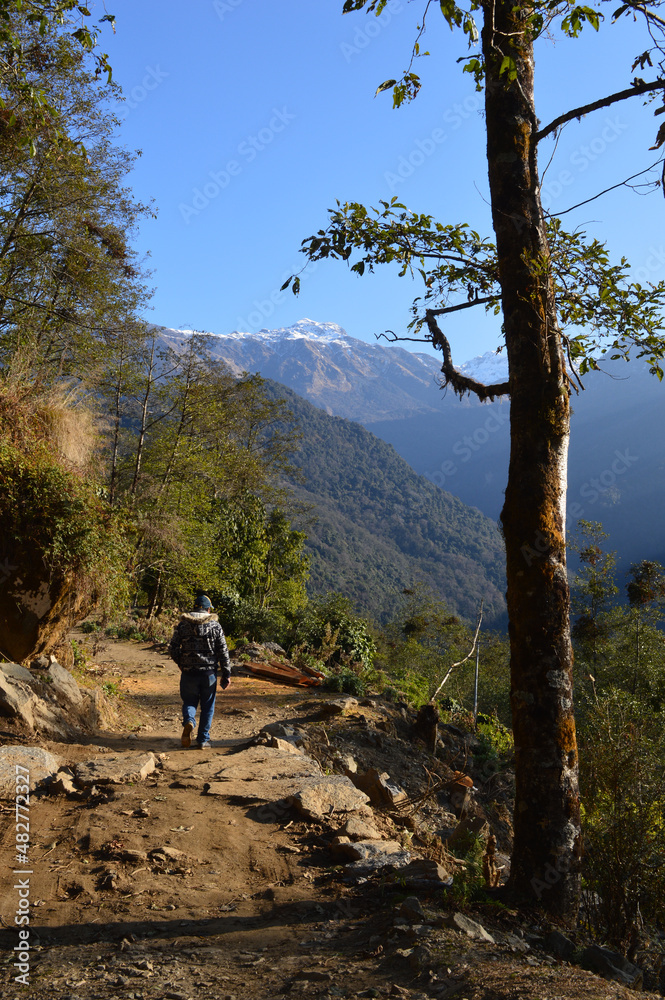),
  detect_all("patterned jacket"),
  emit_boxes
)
[167,612,232,680]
